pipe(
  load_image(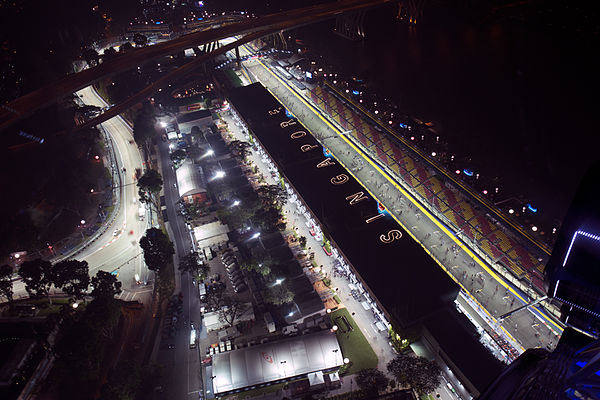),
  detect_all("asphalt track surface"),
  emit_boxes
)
[239,51,563,353]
